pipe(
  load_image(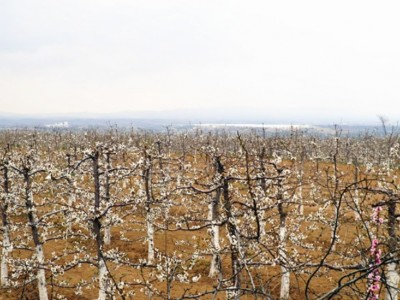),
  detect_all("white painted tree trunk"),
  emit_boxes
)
[297,184,303,215]
[259,213,266,236]
[385,261,400,300]
[277,169,290,300]
[66,193,75,238]
[0,225,10,287]
[279,223,290,300]
[143,156,155,265]
[386,199,399,300]
[36,244,49,300]
[146,211,155,264]
[98,257,108,300]
[353,188,360,220]
[297,169,304,215]
[103,152,112,246]
[26,187,48,300]
[208,190,221,278]
[1,164,11,287]
[104,226,111,245]
[353,163,360,220]
[208,221,220,277]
